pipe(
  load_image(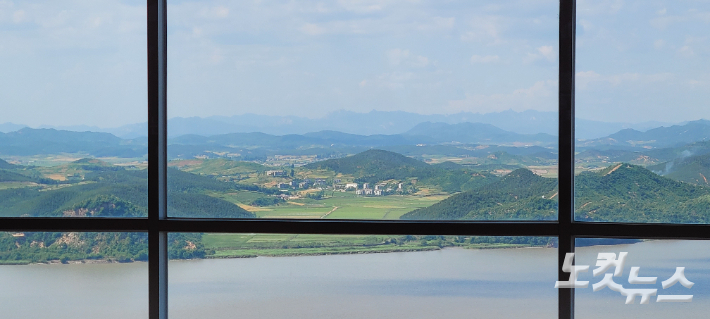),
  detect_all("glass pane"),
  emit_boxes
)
[575,1,710,223]
[575,239,710,318]
[0,232,148,318]
[170,233,557,318]
[0,1,148,218]
[167,0,559,220]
